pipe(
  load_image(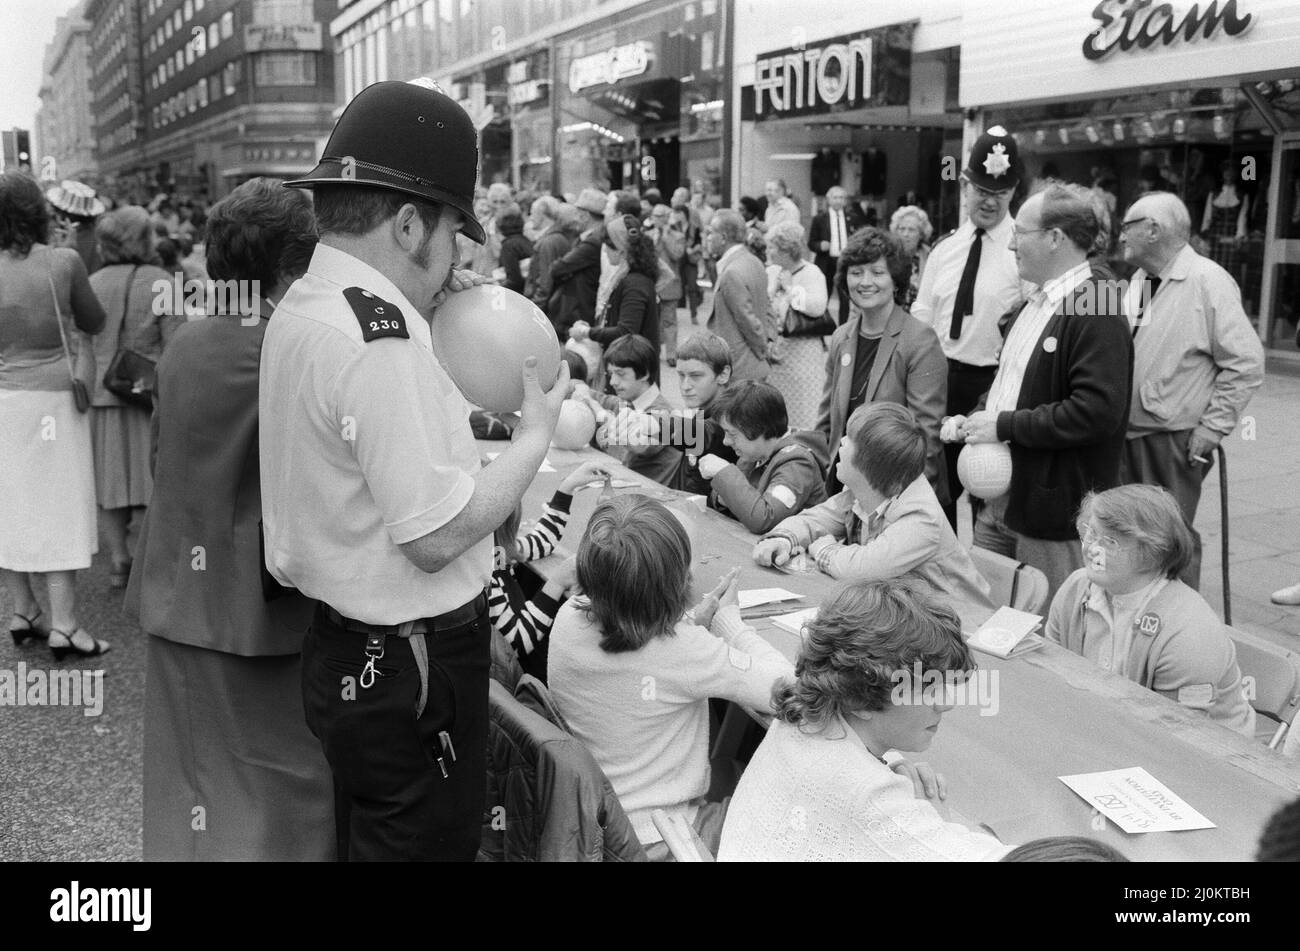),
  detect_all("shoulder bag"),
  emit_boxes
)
[48,273,91,413]
[102,265,157,409]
